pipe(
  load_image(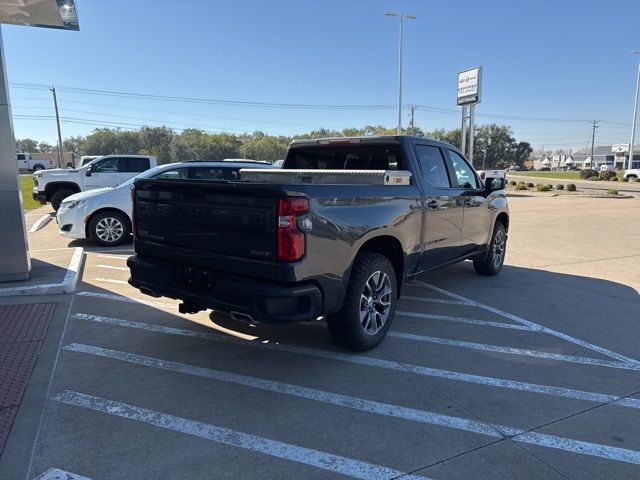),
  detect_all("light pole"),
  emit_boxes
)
[385,12,417,135]
[628,51,640,170]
